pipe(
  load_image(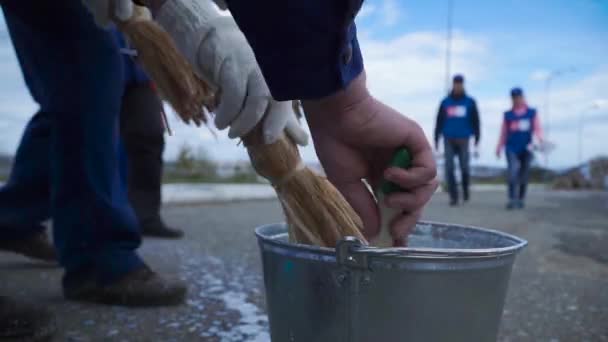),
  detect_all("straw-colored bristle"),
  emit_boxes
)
[279,169,365,247]
[118,16,216,125]
[246,128,366,247]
